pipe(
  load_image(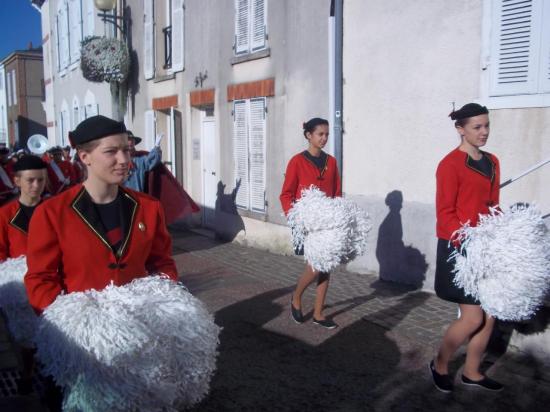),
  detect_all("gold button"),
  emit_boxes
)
[138,222,146,231]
